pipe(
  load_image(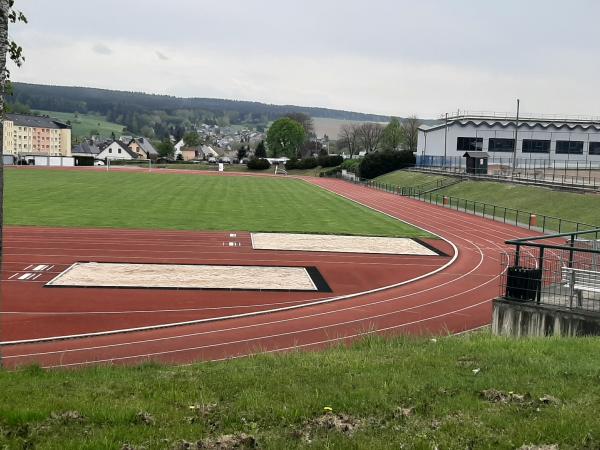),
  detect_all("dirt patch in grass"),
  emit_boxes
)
[173,433,257,449]
[294,413,363,443]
